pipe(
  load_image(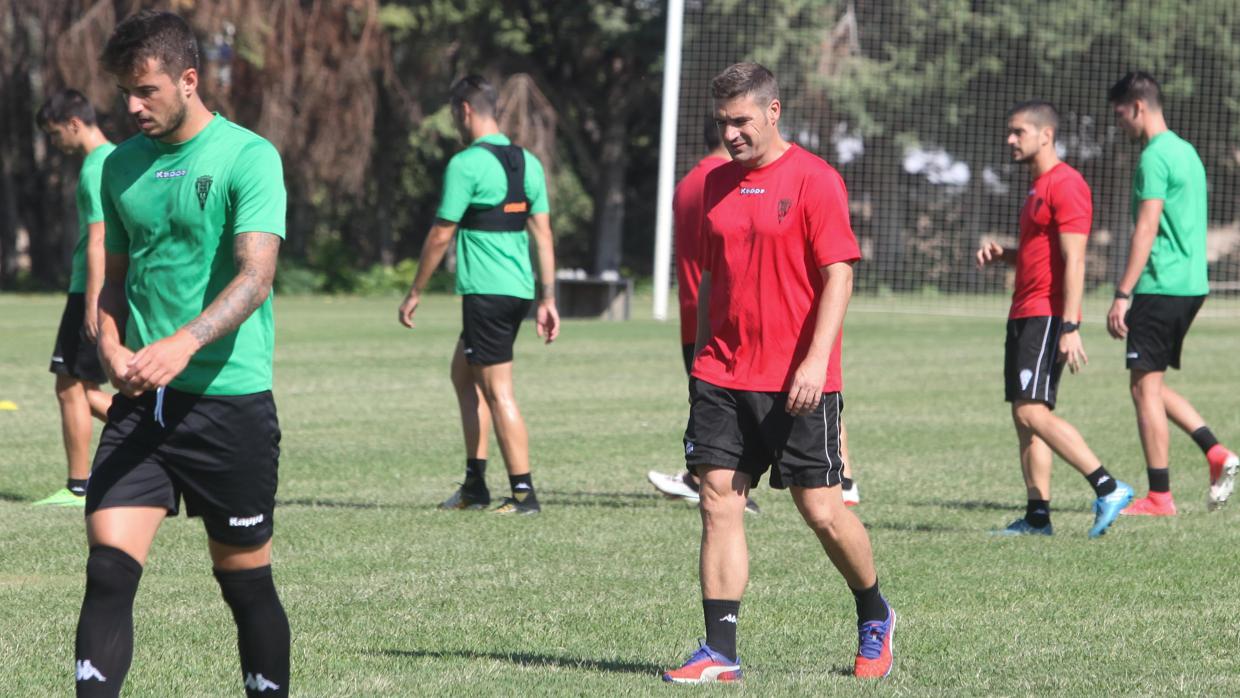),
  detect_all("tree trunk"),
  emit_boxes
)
[592,76,627,274]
